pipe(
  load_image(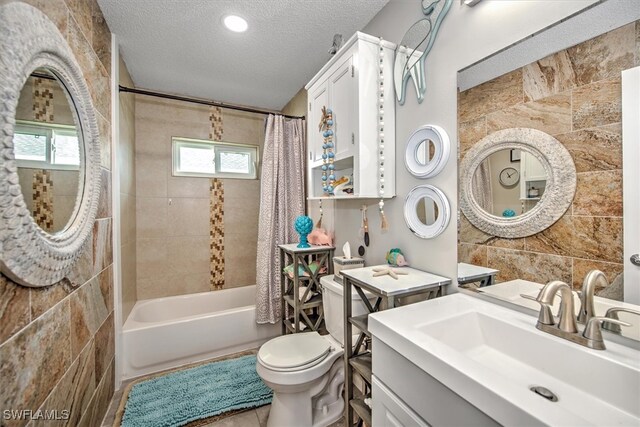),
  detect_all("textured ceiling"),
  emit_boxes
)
[98,0,390,110]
